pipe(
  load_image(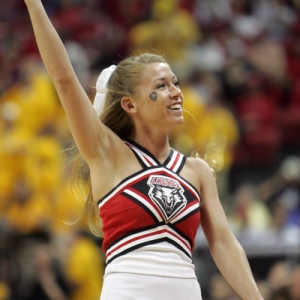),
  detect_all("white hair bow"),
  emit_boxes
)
[93,65,117,116]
